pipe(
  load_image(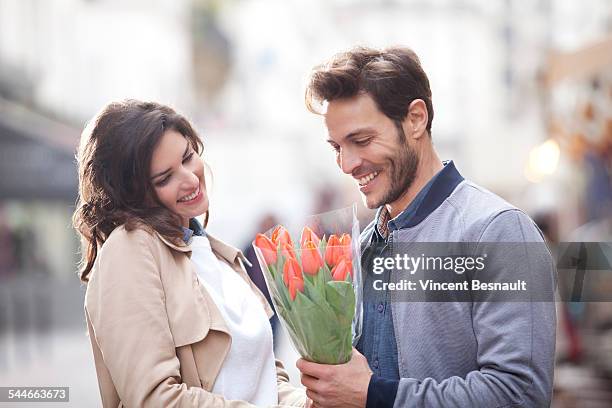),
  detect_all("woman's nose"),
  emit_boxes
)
[179,168,199,190]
